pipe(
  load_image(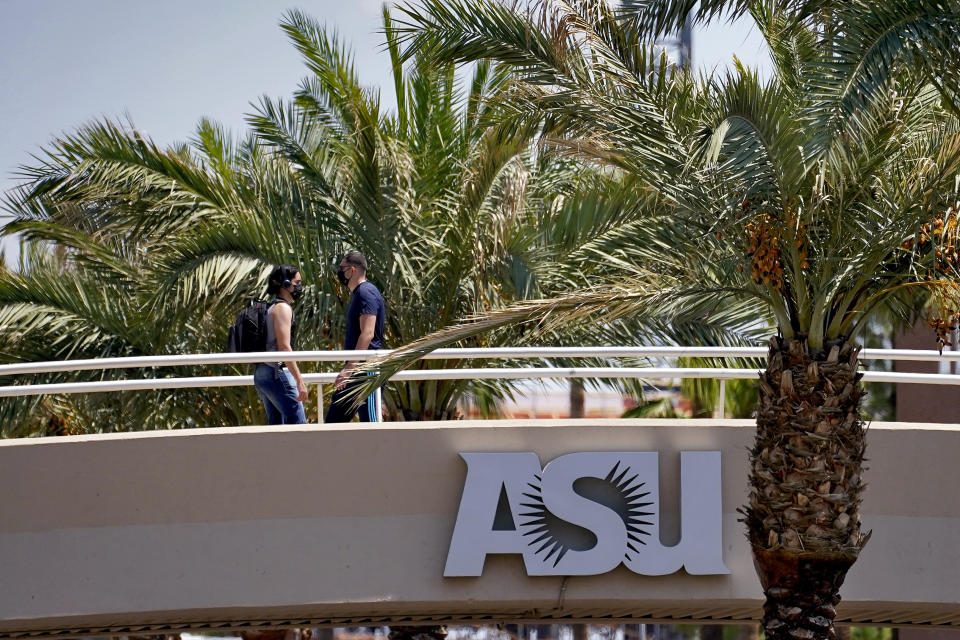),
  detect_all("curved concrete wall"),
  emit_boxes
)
[0,419,958,637]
